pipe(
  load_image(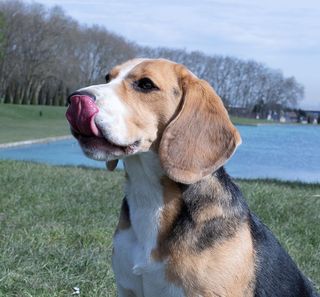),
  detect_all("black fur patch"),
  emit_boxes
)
[250,213,319,296]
